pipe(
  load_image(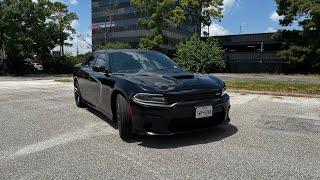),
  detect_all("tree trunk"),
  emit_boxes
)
[61,44,64,56]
